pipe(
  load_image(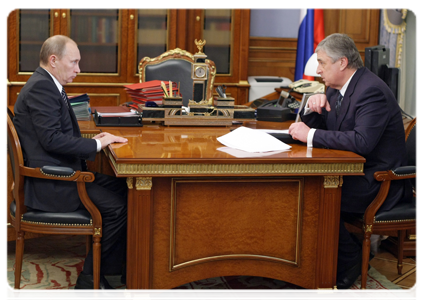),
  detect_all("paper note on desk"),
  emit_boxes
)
[255,129,290,134]
[217,126,291,153]
[217,147,287,158]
